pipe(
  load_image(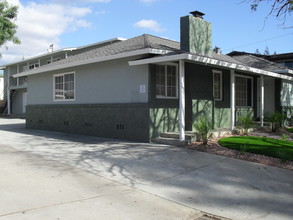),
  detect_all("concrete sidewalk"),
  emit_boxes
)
[0,118,292,220]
